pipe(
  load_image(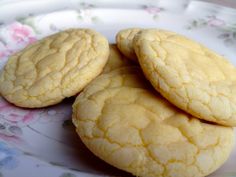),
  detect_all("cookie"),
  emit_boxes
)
[116,28,141,61]
[134,29,236,126]
[102,44,133,73]
[72,67,234,177]
[0,29,109,108]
